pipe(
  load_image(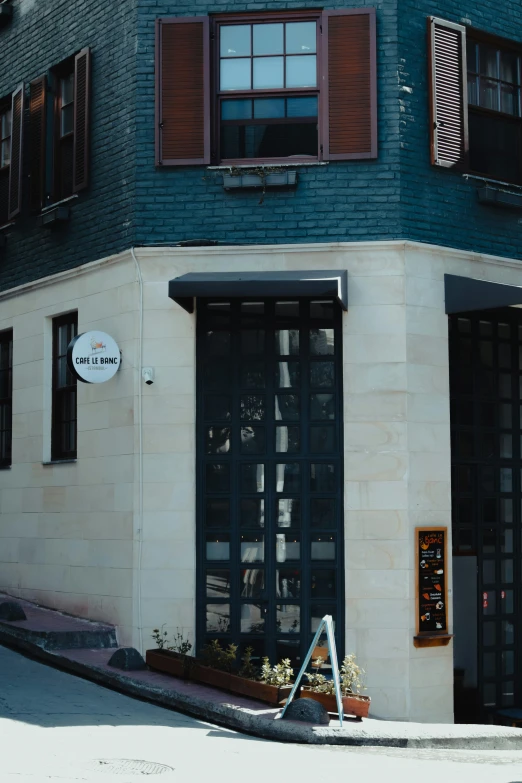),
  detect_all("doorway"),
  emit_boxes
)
[196,298,344,668]
[450,310,521,720]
